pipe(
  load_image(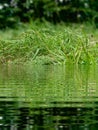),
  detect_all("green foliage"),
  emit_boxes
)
[0,0,98,28]
[0,1,18,28]
[0,22,97,64]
